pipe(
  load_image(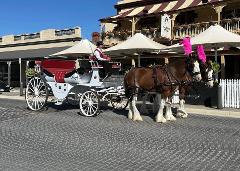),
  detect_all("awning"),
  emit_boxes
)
[102,0,223,21]
[0,47,71,61]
